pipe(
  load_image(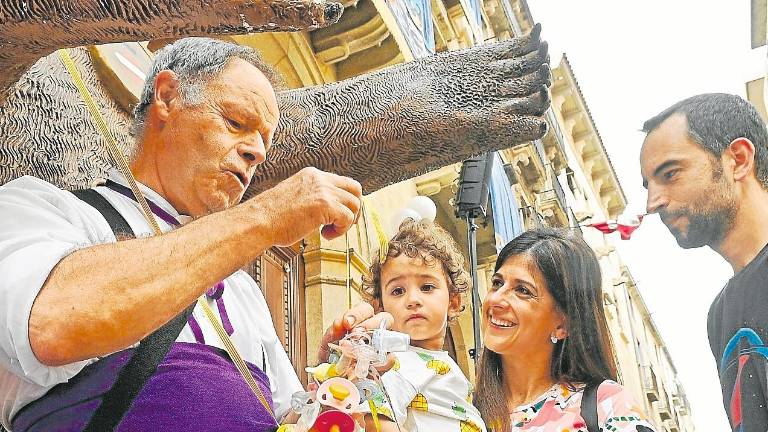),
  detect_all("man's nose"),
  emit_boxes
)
[645,184,668,214]
[238,134,267,166]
